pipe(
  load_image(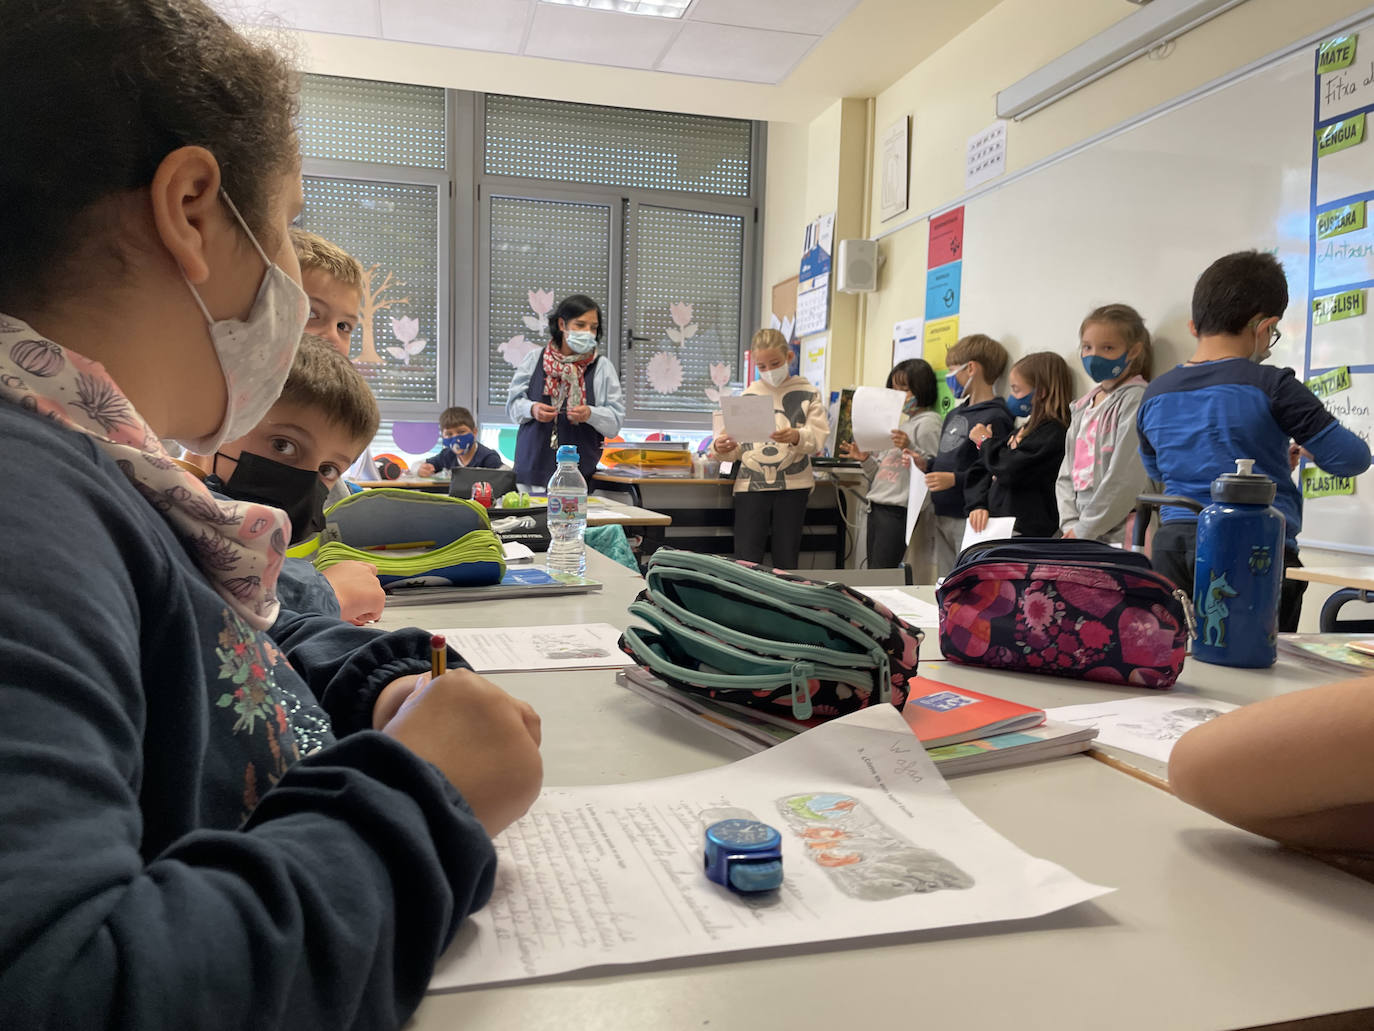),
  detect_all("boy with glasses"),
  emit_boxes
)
[1137,251,1370,630]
